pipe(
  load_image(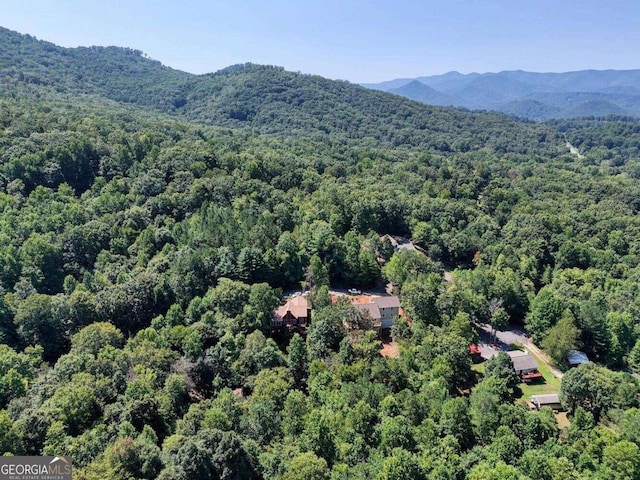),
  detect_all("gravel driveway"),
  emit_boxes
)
[477,323,564,379]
